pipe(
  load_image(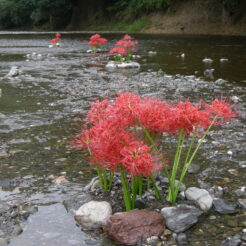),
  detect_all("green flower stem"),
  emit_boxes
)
[102,169,108,190]
[172,117,217,202]
[138,176,143,195]
[120,168,131,211]
[168,129,185,202]
[138,121,171,182]
[147,177,150,191]
[96,166,104,189]
[150,175,163,200]
[131,177,137,209]
[108,171,114,190]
